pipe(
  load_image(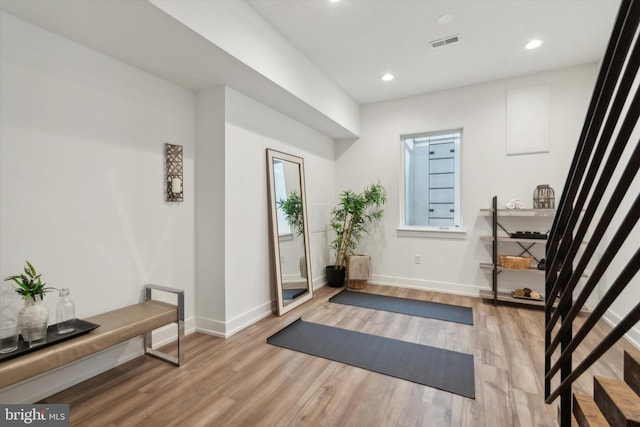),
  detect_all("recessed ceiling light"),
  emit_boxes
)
[438,14,453,25]
[526,39,543,50]
[382,73,394,82]
[329,0,341,3]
